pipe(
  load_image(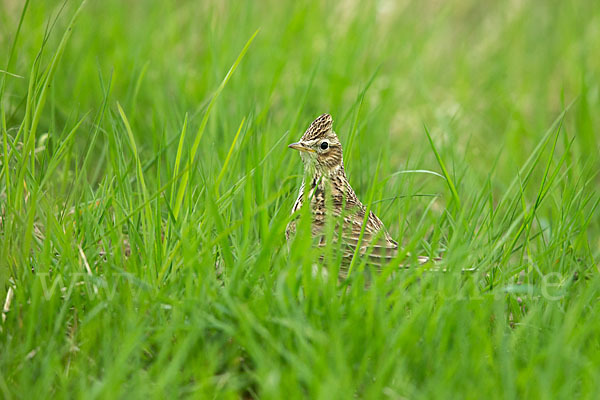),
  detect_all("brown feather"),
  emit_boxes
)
[287,113,421,275]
